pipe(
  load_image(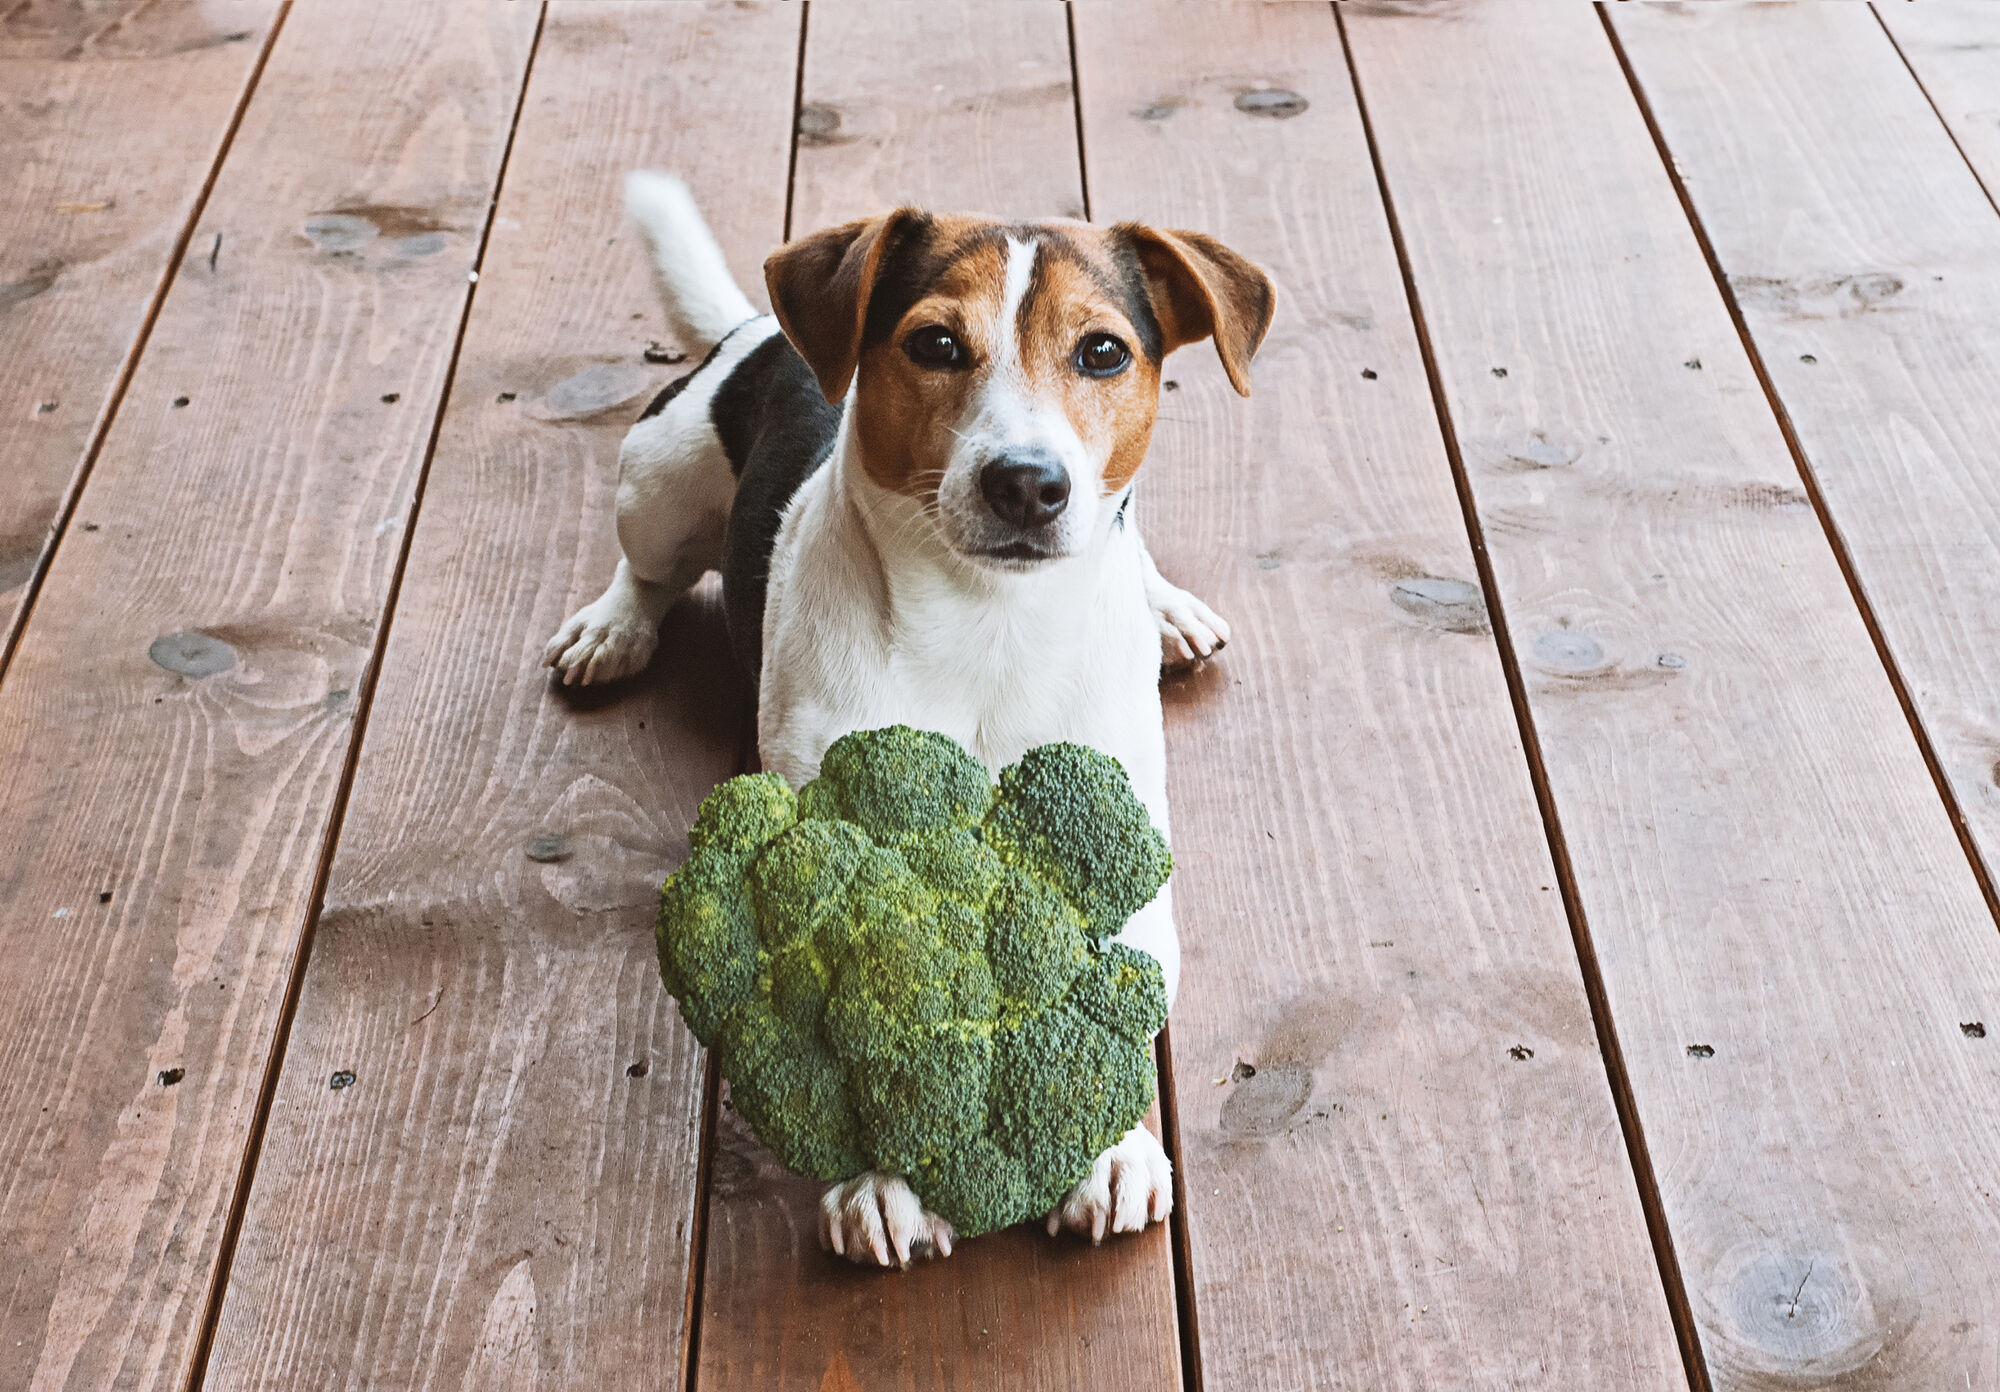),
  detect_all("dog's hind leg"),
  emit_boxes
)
[544,385,737,685]
[548,172,773,686]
